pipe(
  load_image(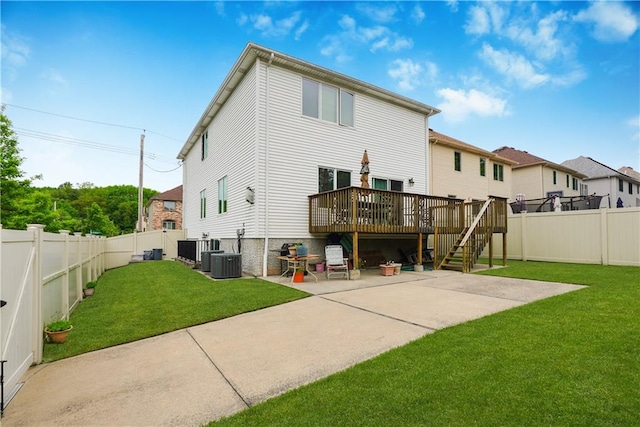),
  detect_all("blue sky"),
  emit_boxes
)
[2,1,639,192]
